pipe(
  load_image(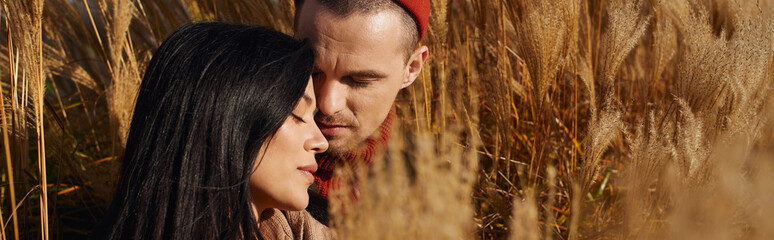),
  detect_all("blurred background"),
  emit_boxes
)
[1,0,774,239]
